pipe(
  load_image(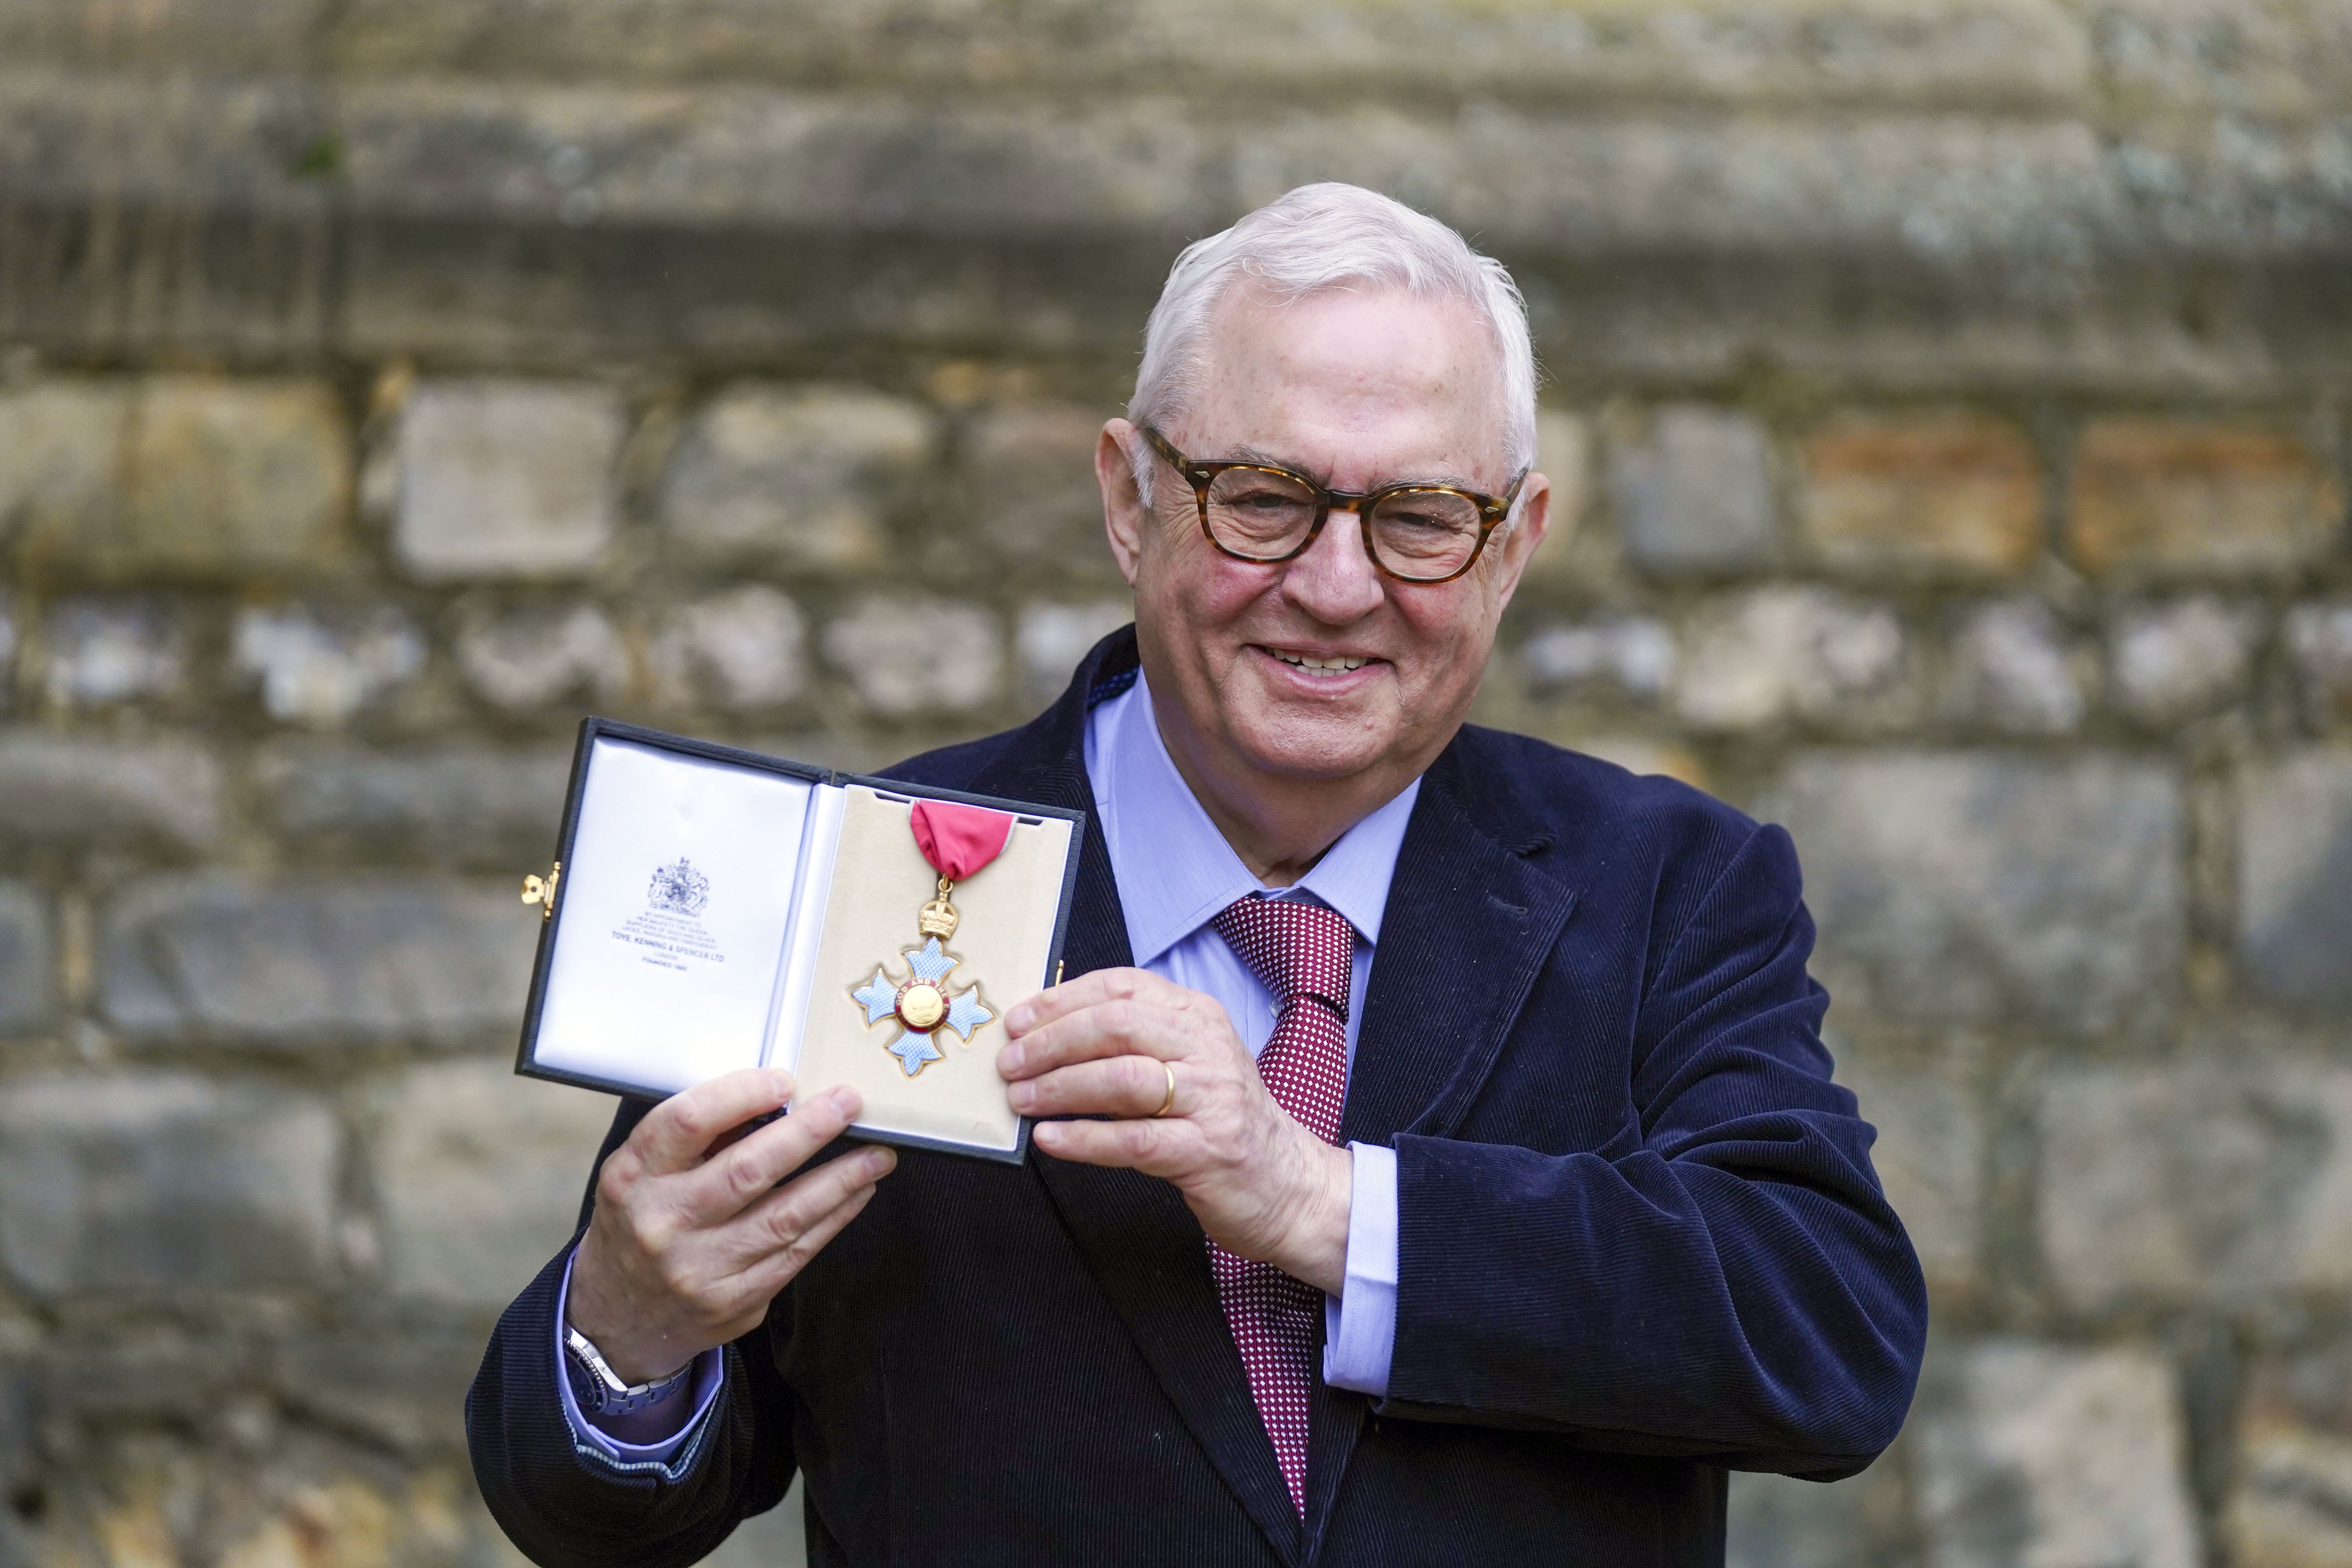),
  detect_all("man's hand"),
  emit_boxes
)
[998,969,1351,1294]
[566,1068,897,1383]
